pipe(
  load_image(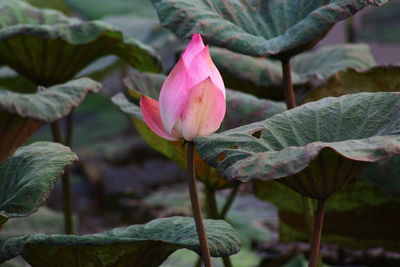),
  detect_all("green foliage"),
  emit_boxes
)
[0,217,241,267]
[0,142,77,223]
[304,66,400,102]
[211,44,376,100]
[65,0,156,20]
[0,0,160,86]
[22,0,72,14]
[112,71,285,189]
[196,92,400,199]
[254,178,400,251]
[0,207,65,239]
[152,0,388,58]
[359,1,400,43]
[0,78,101,162]
[164,248,261,267]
